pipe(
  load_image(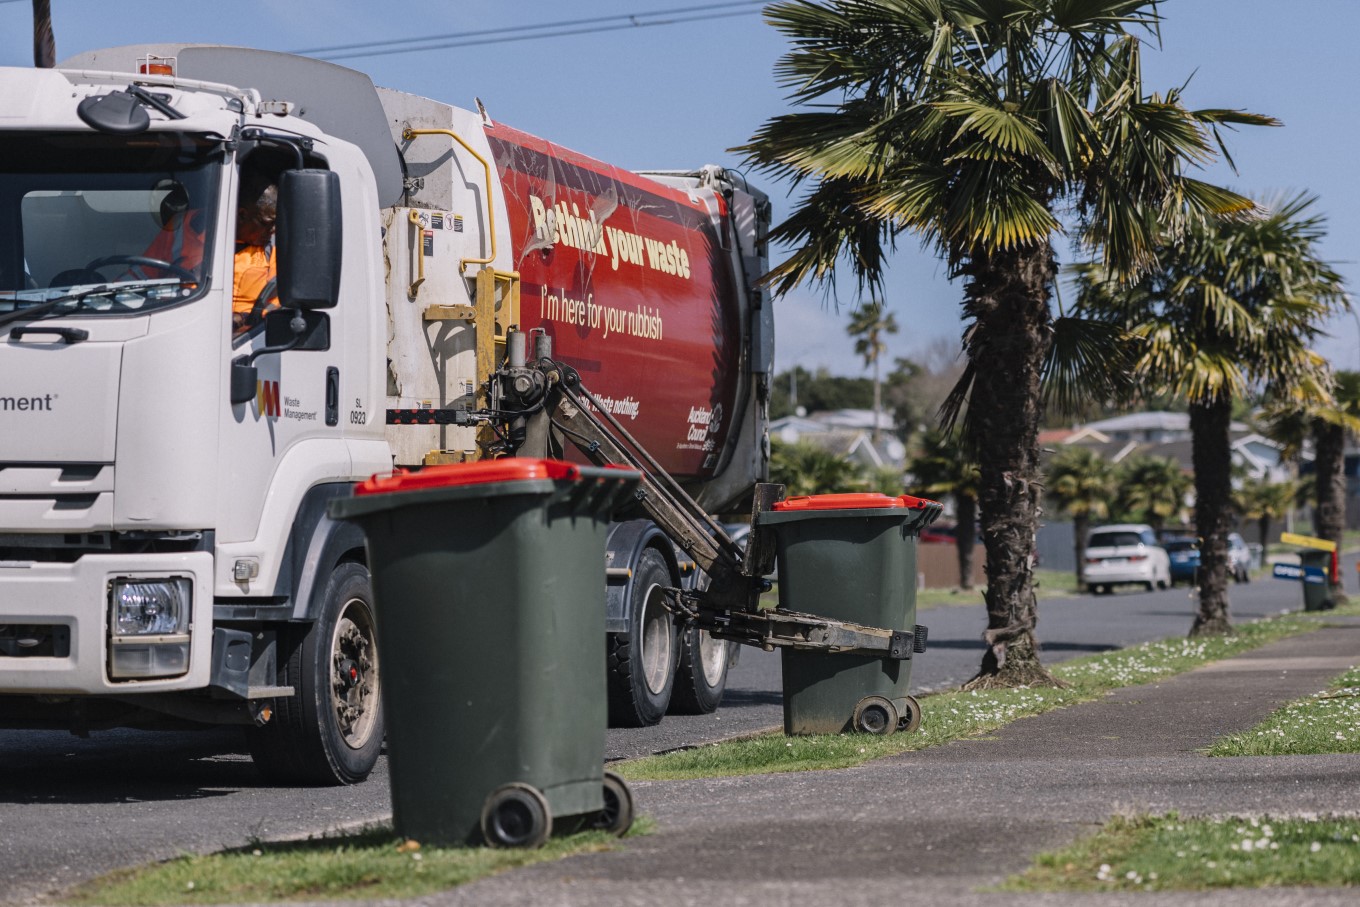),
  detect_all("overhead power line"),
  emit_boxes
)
[289,1,766,62]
